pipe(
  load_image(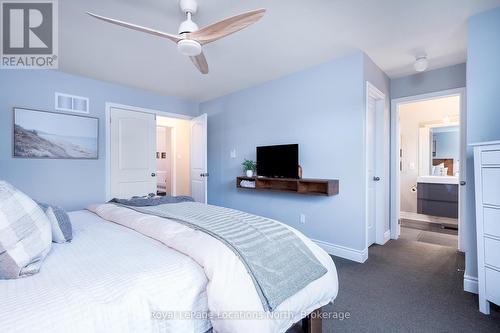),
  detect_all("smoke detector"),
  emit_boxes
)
[414,56,428,72]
